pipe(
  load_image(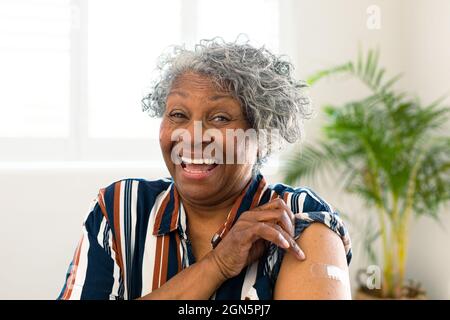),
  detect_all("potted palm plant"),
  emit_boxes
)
[282,48,450,299]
